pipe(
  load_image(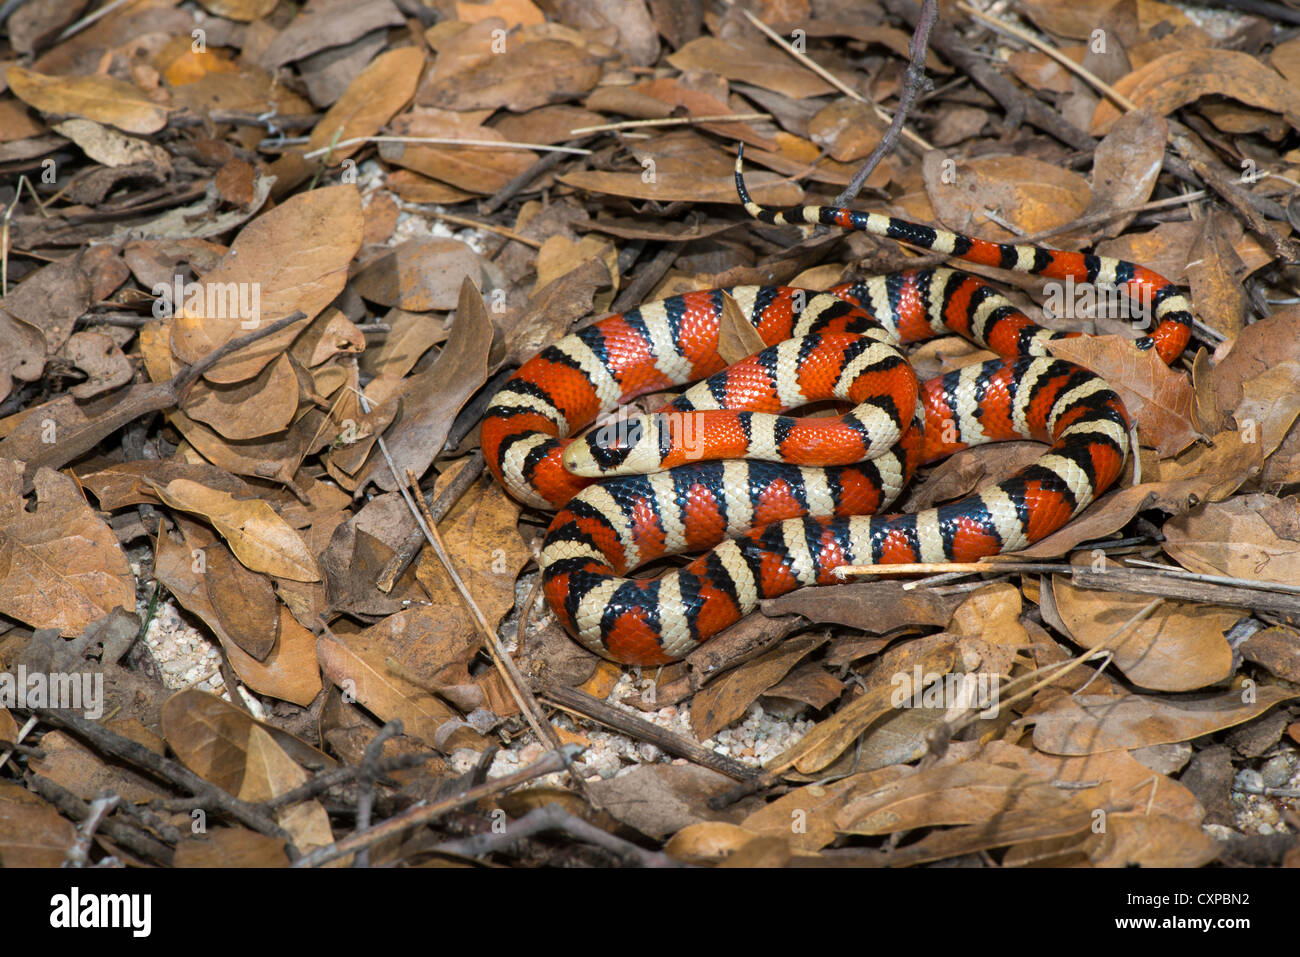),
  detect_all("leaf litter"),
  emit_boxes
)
[0,0,1297,871]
